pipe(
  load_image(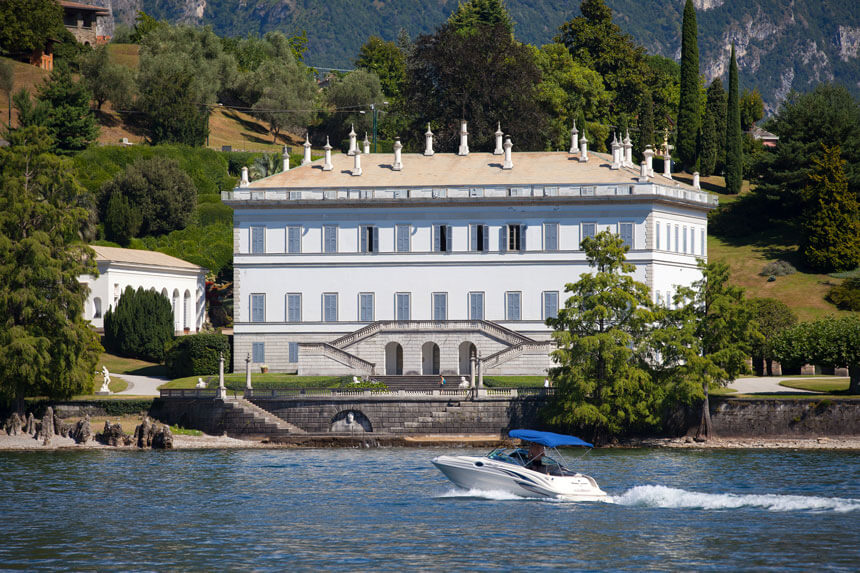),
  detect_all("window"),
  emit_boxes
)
[544,223,559,251]
[581,186,595,196]
[506,292,522,321]
[433,224,452,252]
[359,190,373,199]
[509,187,530,197]
[543,291,559,320]
[288,342,299,363]
[251,293,265,322]
[469,292,484,320]
[289,191,302,200]
[700,229,705,255]
[360,225,379,253]
[656,222,661,249]
[395,293,411,321]
[506,224,526,251]
[287,226,301,253]
[393,189,408,199]
[286,293,301,322]
[323,190,336,200]
[690,227,695,255]
[581,223,596,248]
[620,222,634,249]
[252,342,265,363]
[655,291,662,306]
[470,224,489,252]
[93,298,102,319]
[675,225,680,253]
[359,293,374,322]
[432,292,447,320]
[469,188,483,197]
[323,293,338,322]
[251,226,265,254]
[432,188,447,198]
[666,224,671,252]
[396,225,411,253]
[323,225,337,253]
[683,226,688,253]
[543,187,558,196]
